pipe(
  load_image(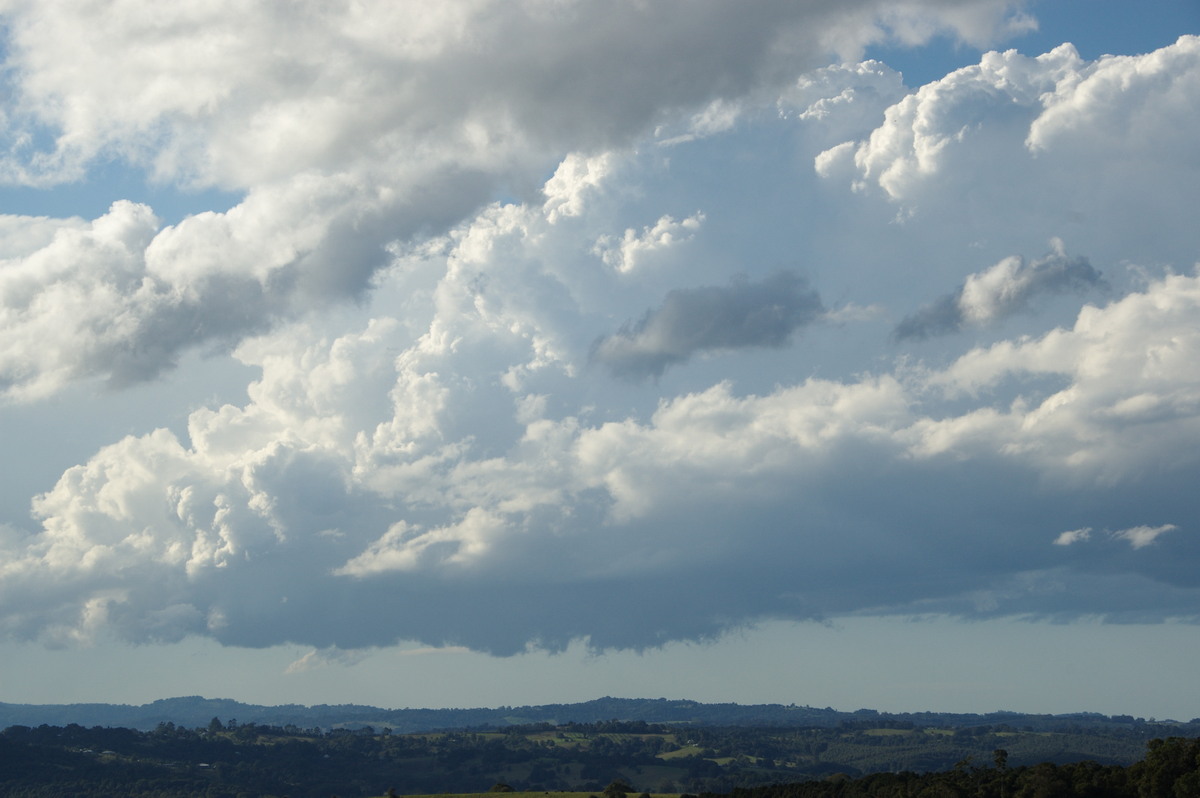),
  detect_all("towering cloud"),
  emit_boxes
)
[4,221,1199,652]
[817,36,1200,267]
